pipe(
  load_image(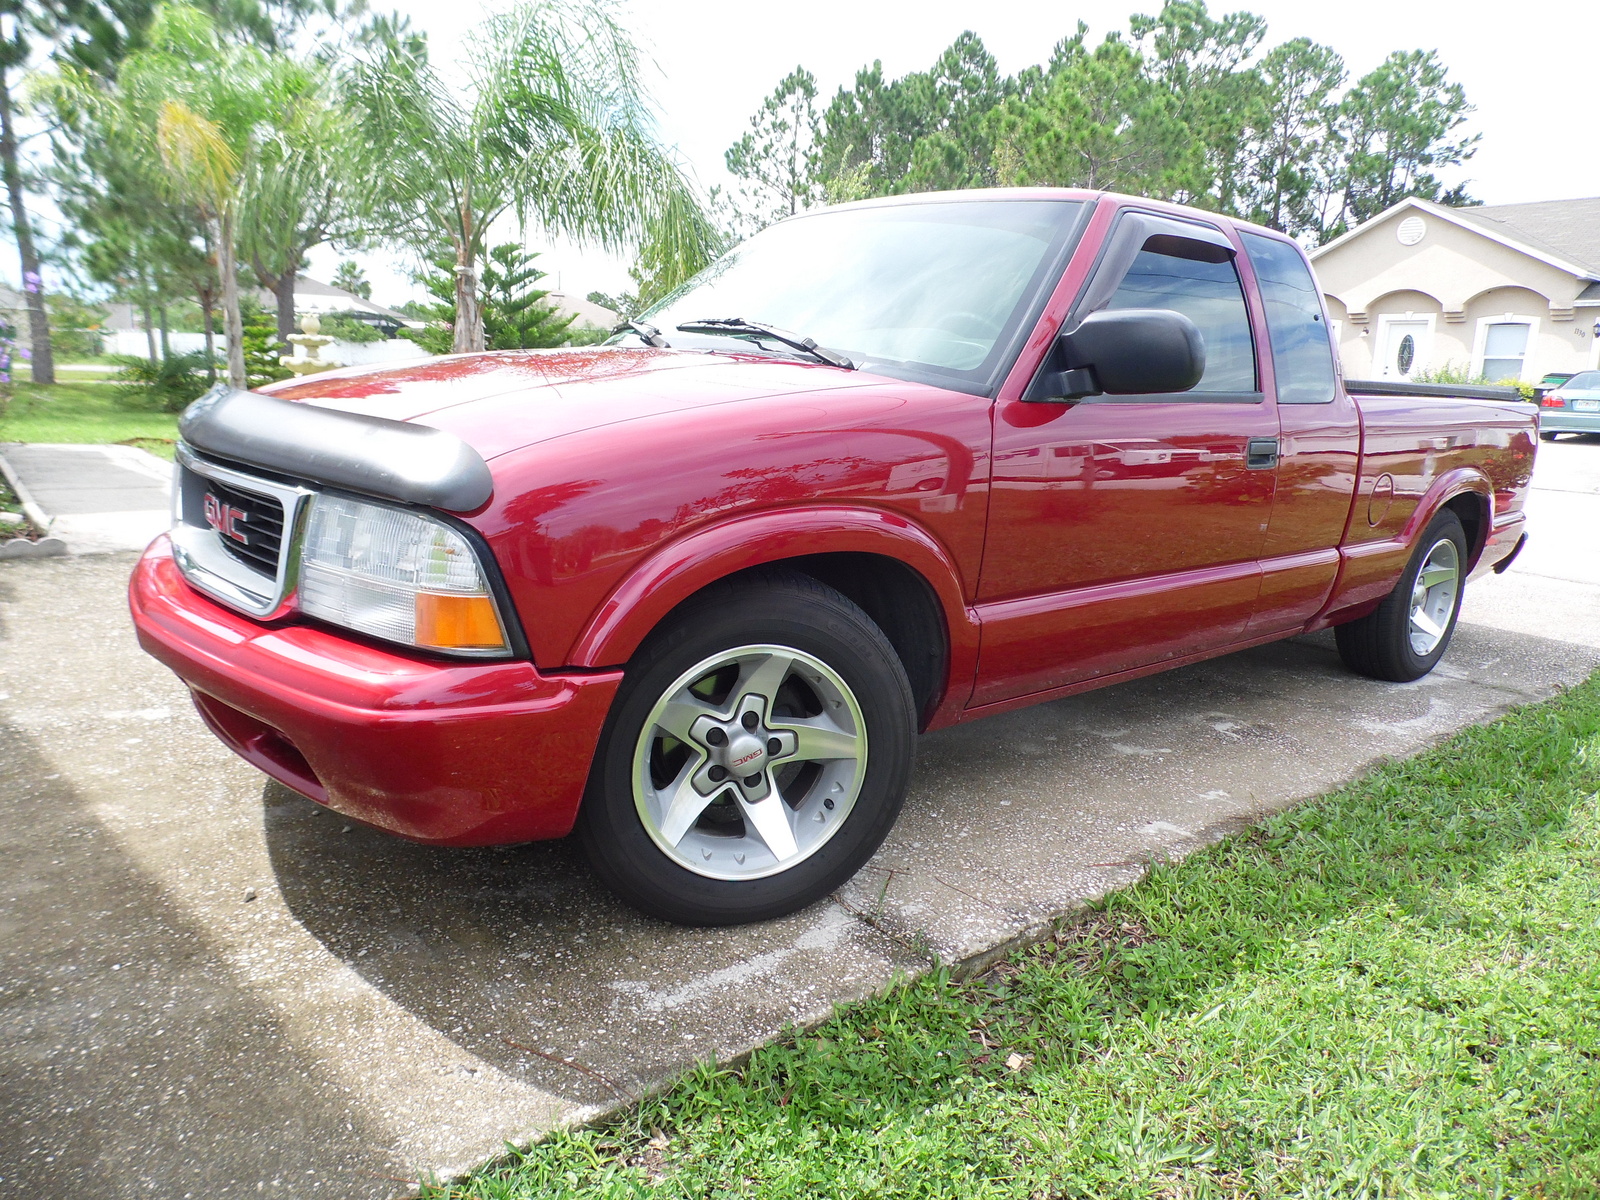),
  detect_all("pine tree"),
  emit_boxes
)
[404,243,578,353]
[480,243,576,349]
[332,259,371,299]
[240,298,292,388]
